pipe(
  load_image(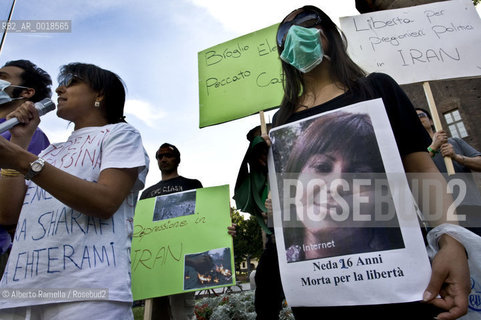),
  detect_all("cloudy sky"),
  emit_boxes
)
[0,0,479,206]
